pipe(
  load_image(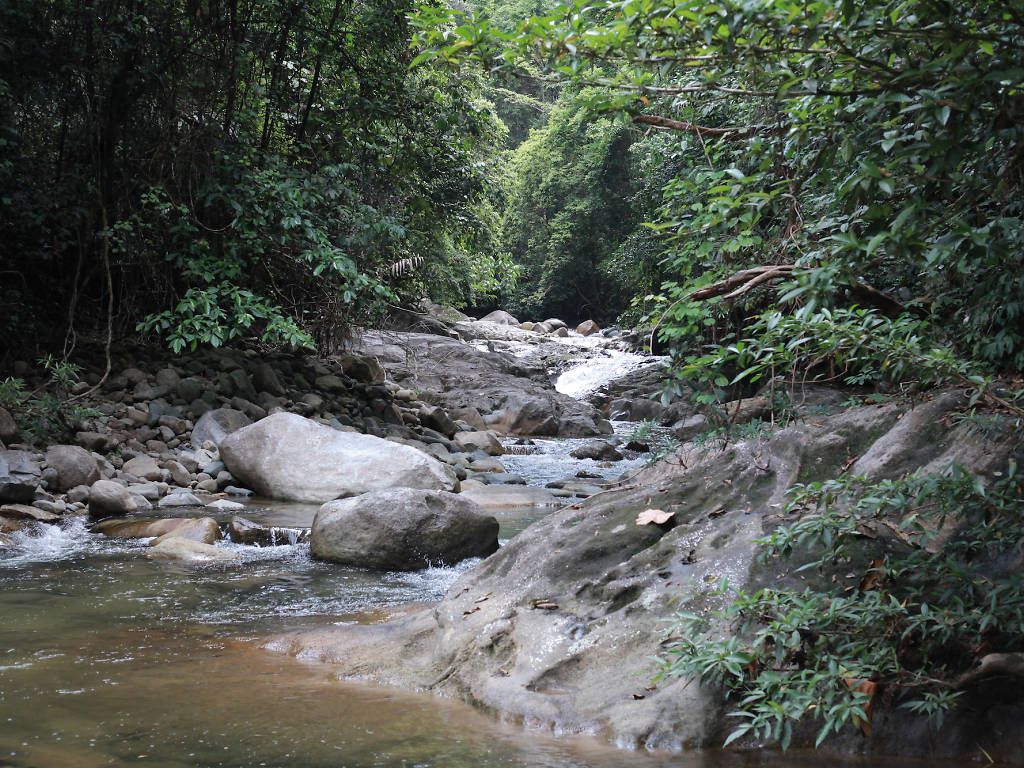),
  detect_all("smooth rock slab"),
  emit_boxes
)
[0,503,59,523]
[311,489,498,570]
[150,518,221,546]
[94,517,219,543]
[220,412,457,503]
